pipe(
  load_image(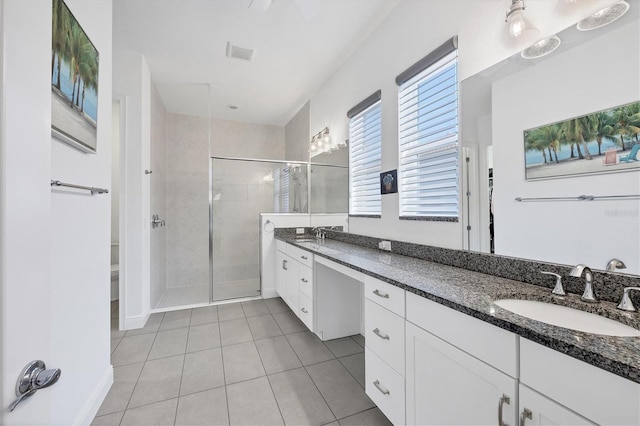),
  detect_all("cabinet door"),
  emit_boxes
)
[518,385,595,426]
[285,255,300,313]
[405,322,517,426]
[275,250,287,300]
